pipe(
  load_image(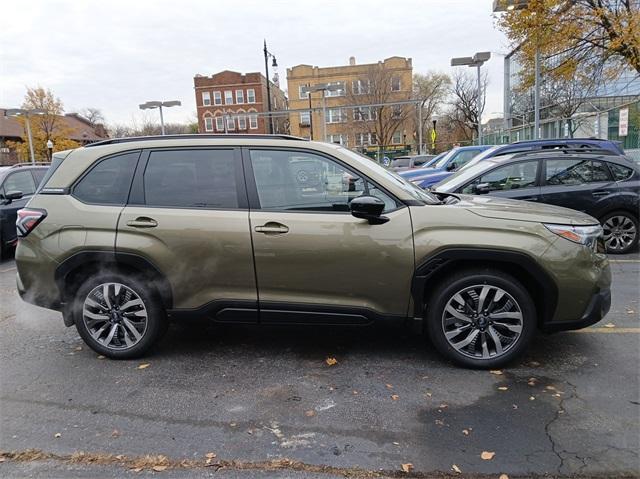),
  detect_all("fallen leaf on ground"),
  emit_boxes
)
[425,392,432,397]
[97,355,105,360]
[401,463,413,473]
[0,457,5,463]
[305,410,315,417]
[452,464,461,473]
[205,452,216,459]
[545,385,557,391]
[111,429,120,437]
[435,419,445,426]
[528,361,541,367]
[137,363,150,370]
[462,429,470,436]
[386,384,393,389]
[604,323,616,328]
[131,467,143,472]
[529,396,536,400]
[499,475,510,479]
[498,386,509,391]
[393,441,400,445]
[489,370,503,375]
[512,404,518,409]
[54,433,61,438]
[481,451,496,460]
[391,394,399,400]
[325,357,337,366]
[74,346,83,351]
[352,390,358,395]
[627,310,635,314]
[152,465,167,472]
[439,403,448,409]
